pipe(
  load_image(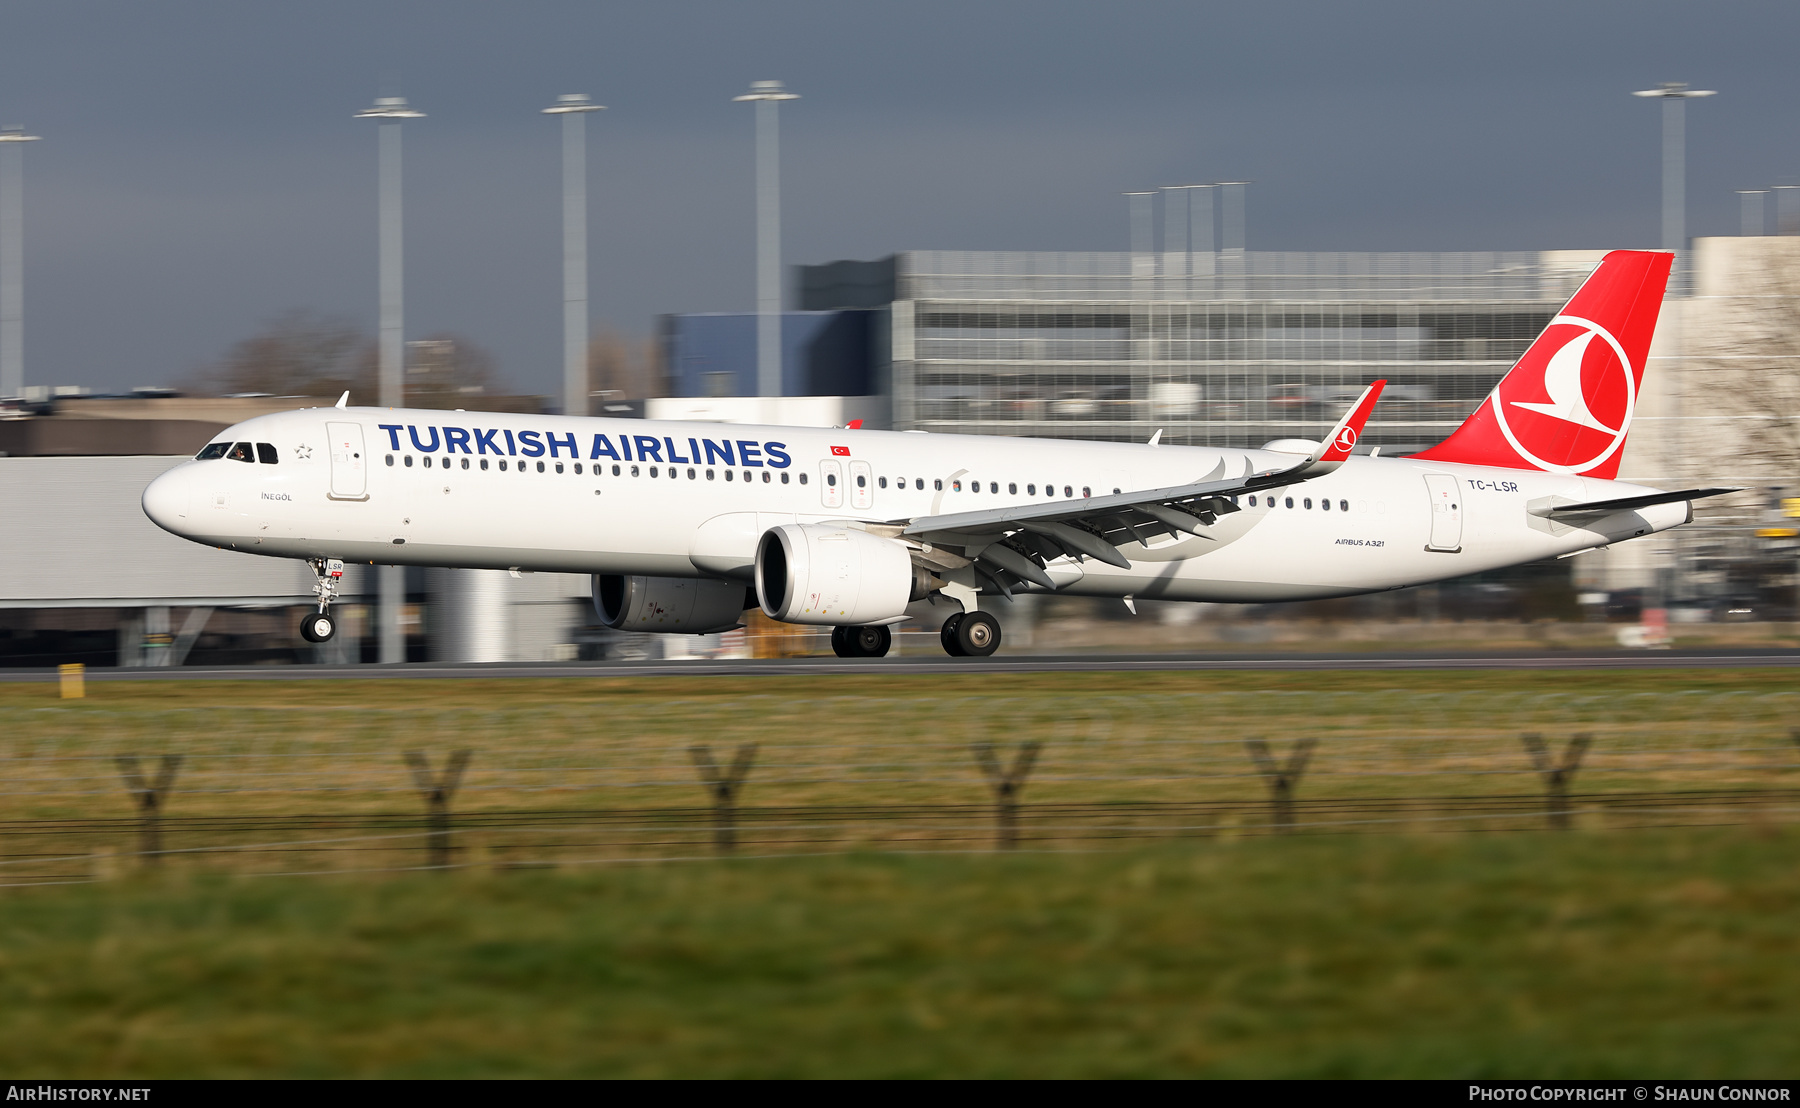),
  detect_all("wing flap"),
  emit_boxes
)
[1531,486,1743,518]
